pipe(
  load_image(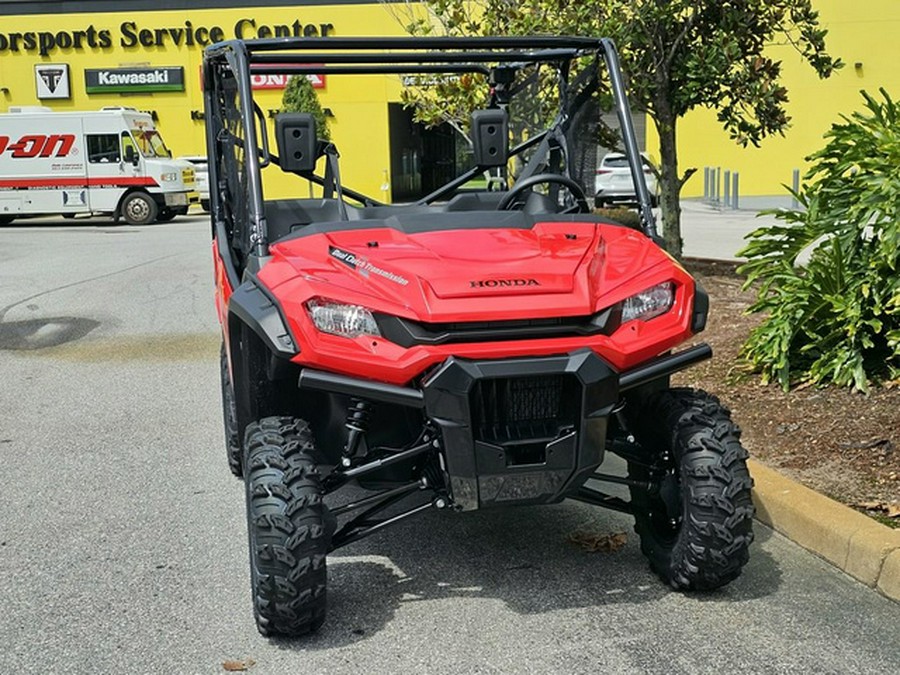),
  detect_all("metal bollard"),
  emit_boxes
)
[703,167,710,201]
[791,169,800,209]
[723,170,731,208]
[732,172,739,210]
[714,167,721,204]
